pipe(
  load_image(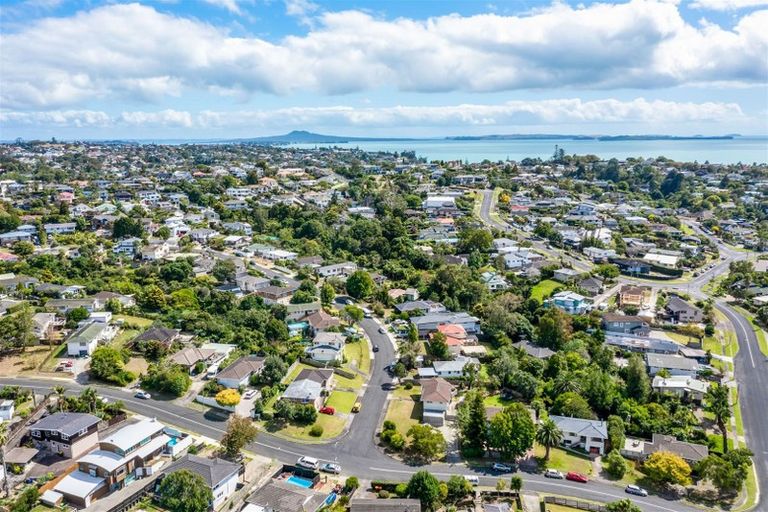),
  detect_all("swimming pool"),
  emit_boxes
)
[287,475,314,488]
[167,437,179,447]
